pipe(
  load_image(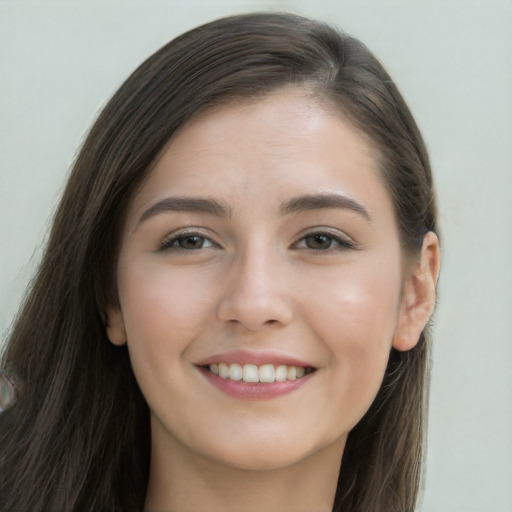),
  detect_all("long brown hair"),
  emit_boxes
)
[0,13,437,511]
